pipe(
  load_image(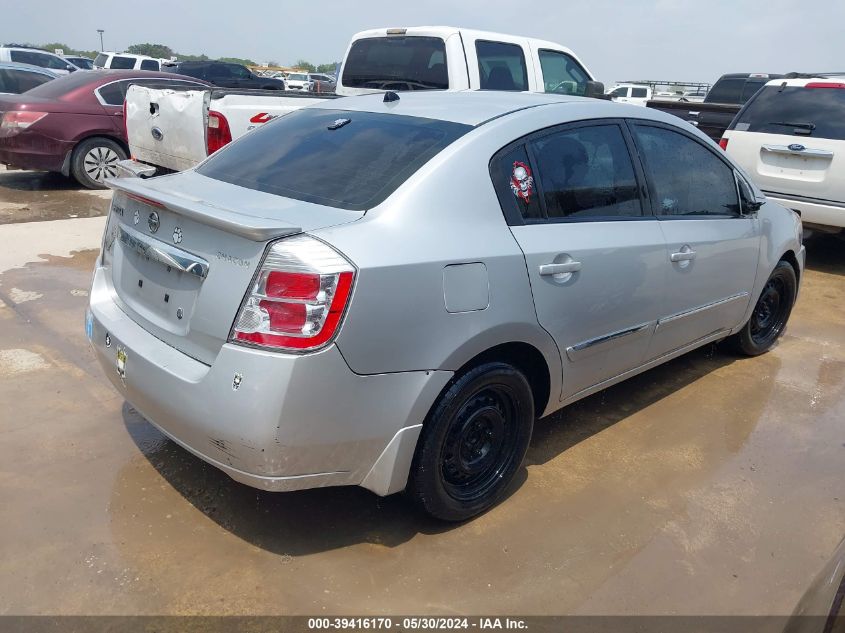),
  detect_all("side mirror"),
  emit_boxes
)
[67,64,76,72]
[584,80,607,99]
